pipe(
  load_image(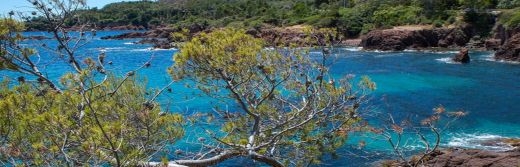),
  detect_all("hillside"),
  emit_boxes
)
[23,0,520,38]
